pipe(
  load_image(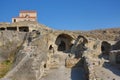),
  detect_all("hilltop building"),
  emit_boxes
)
[12,10,37,23]
[0,10,51,32]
